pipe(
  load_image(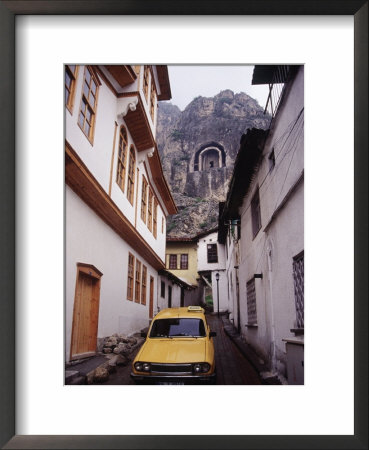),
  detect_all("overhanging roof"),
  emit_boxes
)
[159,269,195,290]
[156,66,171,101]
[124,95,156,151]
[104,65,137,88]
[218,128,267,244]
